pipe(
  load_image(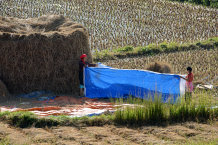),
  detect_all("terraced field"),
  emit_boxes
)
[0,0,217,51]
